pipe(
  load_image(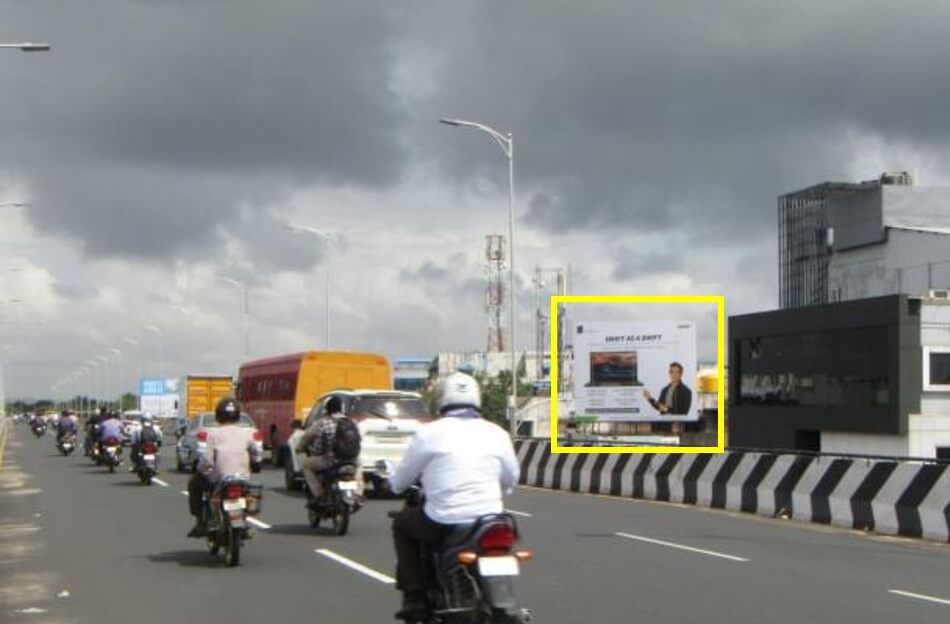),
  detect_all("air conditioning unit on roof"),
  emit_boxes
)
[927,289,950,300]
